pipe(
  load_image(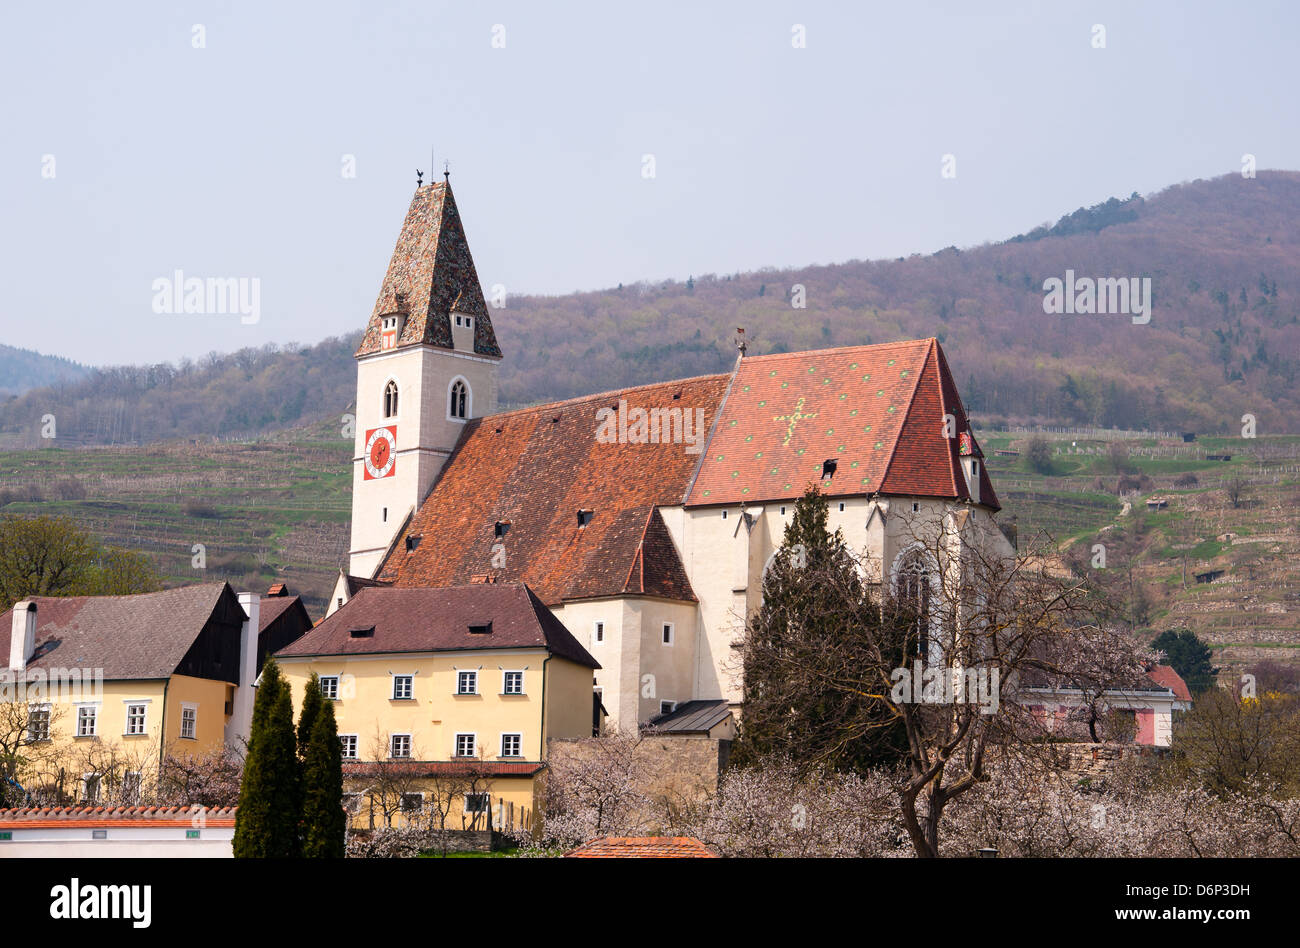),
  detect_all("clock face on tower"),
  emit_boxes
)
[363,426,397,480]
